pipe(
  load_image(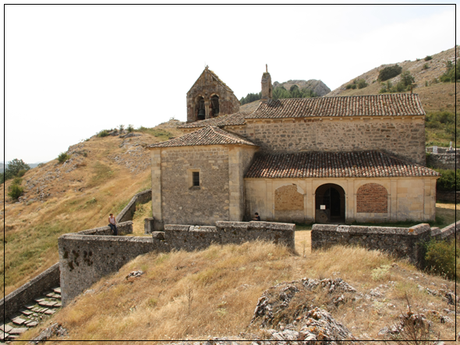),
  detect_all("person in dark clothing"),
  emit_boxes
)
[253,212,261,221]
